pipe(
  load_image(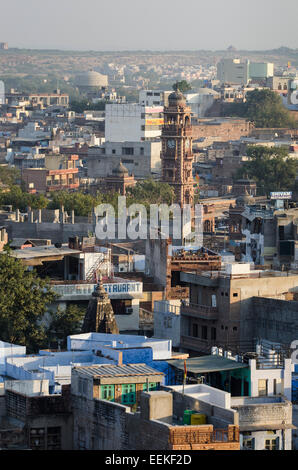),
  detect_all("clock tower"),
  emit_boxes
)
[161,90,194,207]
